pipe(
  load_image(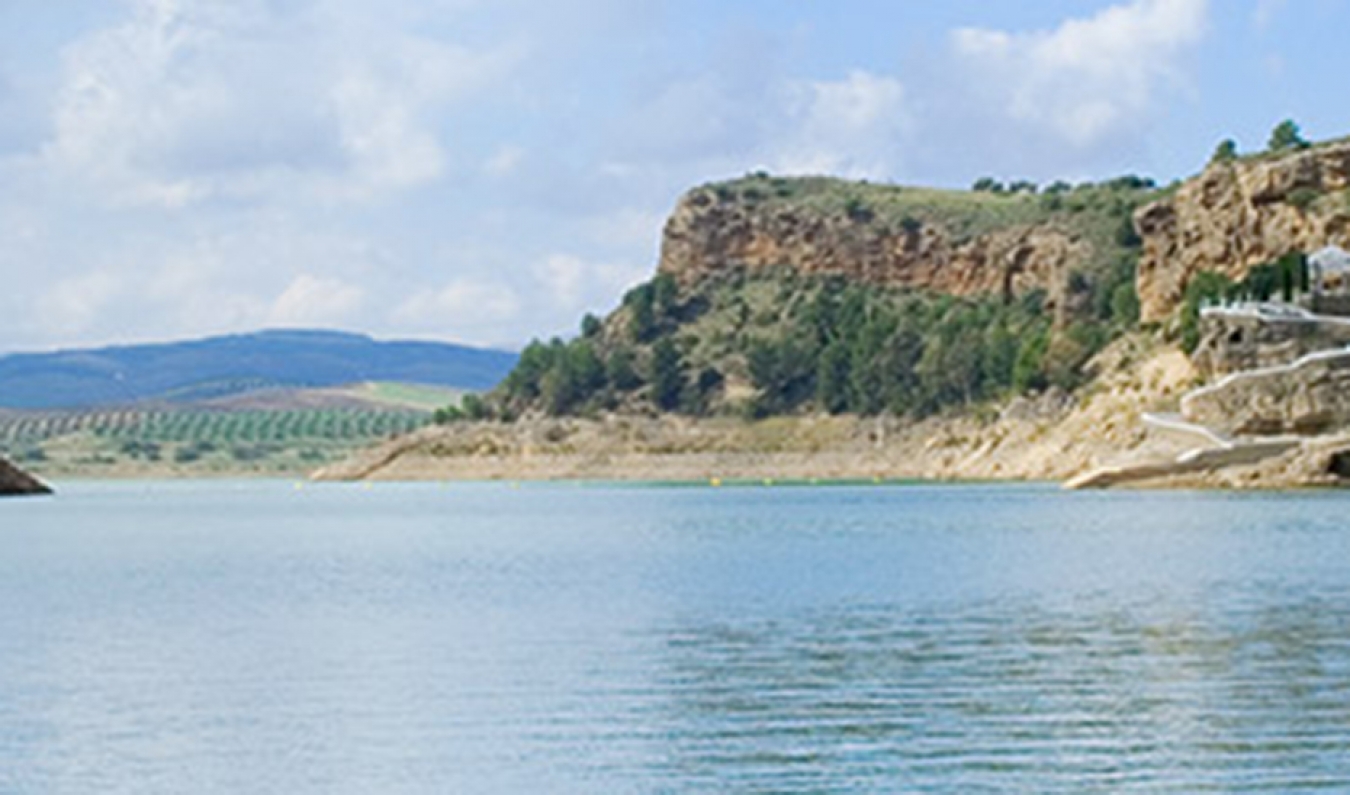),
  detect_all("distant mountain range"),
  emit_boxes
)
[0,329,518,410]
